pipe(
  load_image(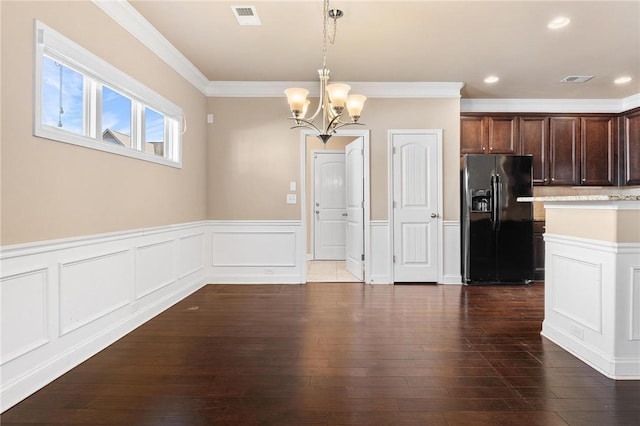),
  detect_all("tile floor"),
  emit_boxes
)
[306,260,361,282]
